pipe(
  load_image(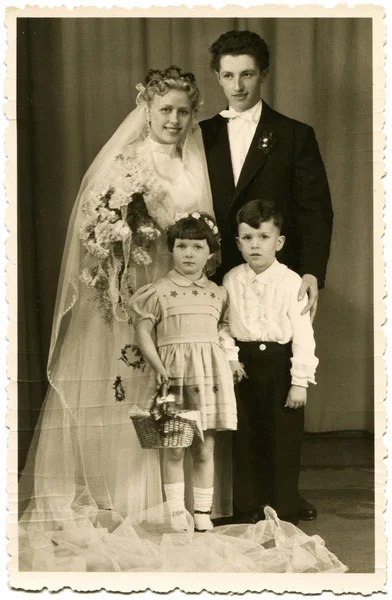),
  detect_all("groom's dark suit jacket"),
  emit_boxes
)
[200,101,333,286]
